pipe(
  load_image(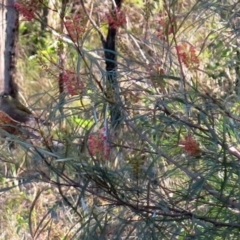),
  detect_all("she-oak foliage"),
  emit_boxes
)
[0,0,240,239]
